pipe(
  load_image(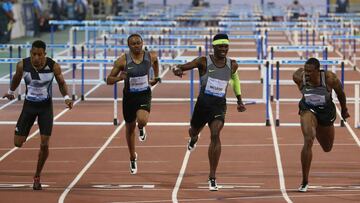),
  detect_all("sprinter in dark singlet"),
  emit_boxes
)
[2,40,73,190]
[107,34,160,175]
[173,33,246,191]
[293,58,350,192]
